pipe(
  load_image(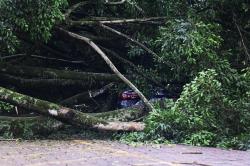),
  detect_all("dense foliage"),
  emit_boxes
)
[0,0,249,149]
[119,67,249,149]
[0,0,66,54]
[117,0,250,149]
